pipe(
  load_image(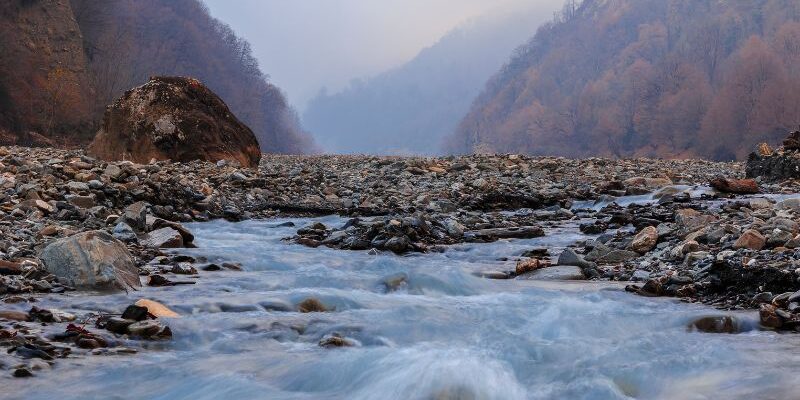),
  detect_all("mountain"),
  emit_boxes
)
[0,0,95,146]
[447,0,800,161]
[0,0,313,153]
[303,4,555,155]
